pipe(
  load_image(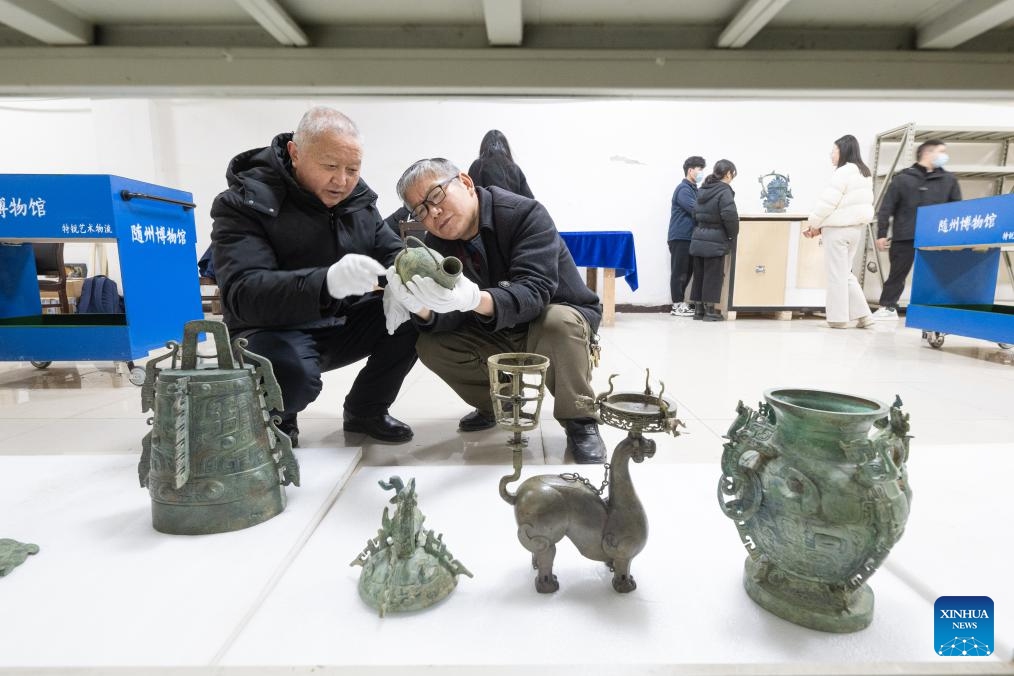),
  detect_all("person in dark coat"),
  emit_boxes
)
[668,155,706,317]
[384,157,606,464]
[210,106,418,447]
[690,159,739,322]
[467,130,534,198]
[873,139,962,319]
